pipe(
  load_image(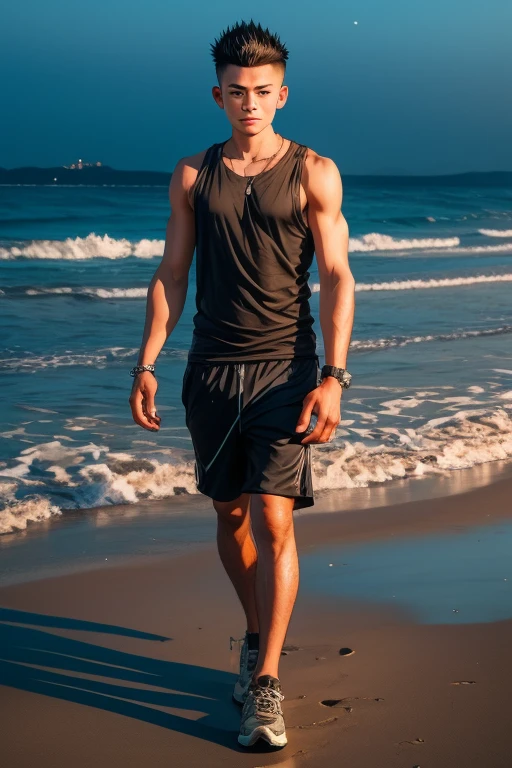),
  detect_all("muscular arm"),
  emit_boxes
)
[129,156,197,431]
[295,153,355,444]
[306,154,355,369]
[136,157,196,367]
